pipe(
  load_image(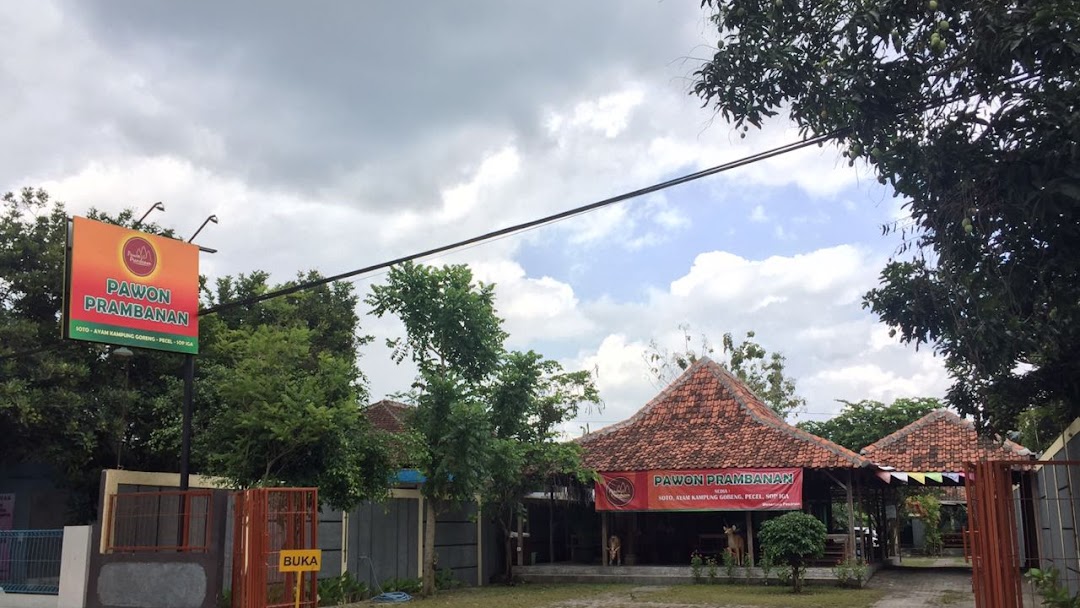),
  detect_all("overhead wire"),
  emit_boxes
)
[199,129,846,316]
